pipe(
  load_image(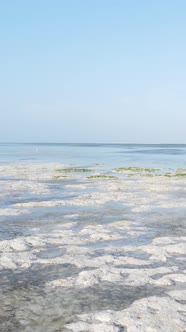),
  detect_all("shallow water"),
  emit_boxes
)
[0,144,186,331]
